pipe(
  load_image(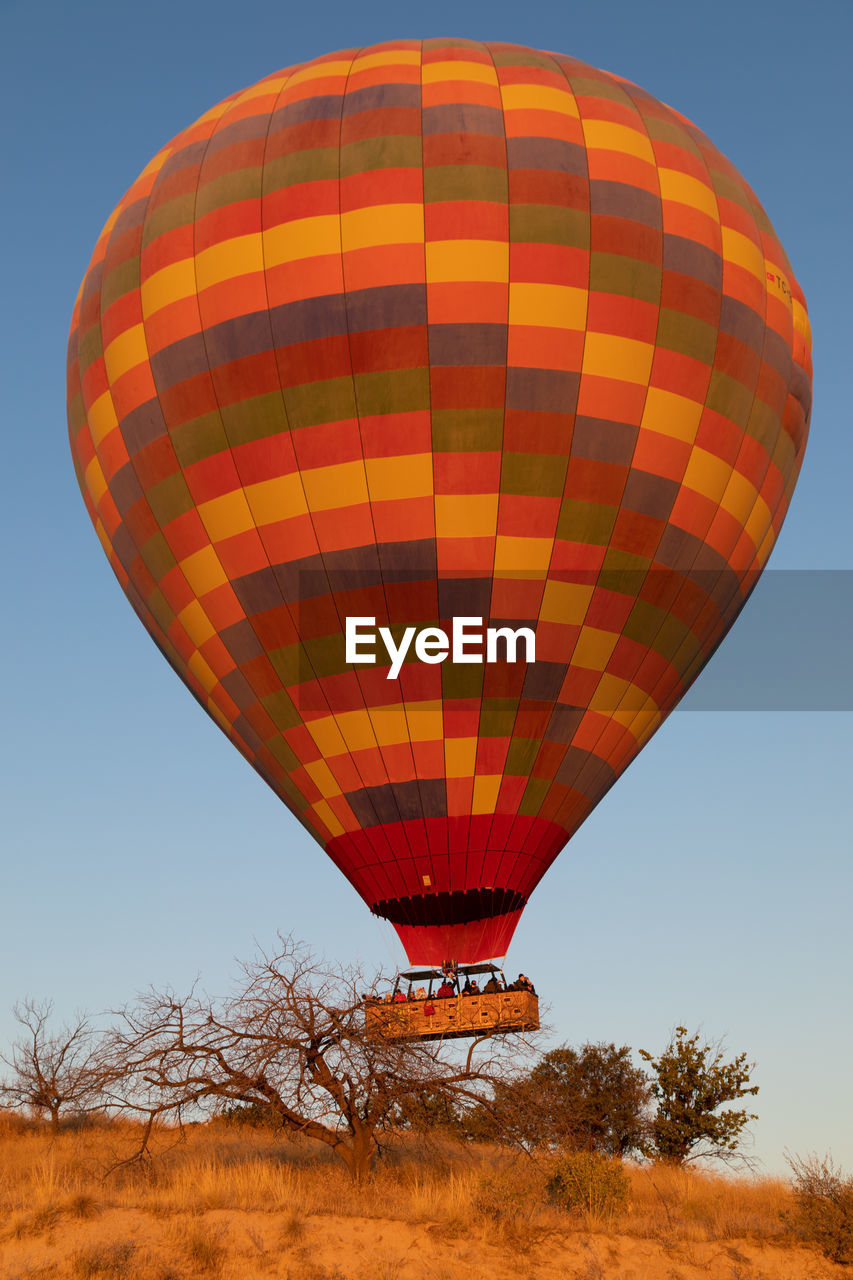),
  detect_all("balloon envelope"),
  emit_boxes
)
[67,39,812,964]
